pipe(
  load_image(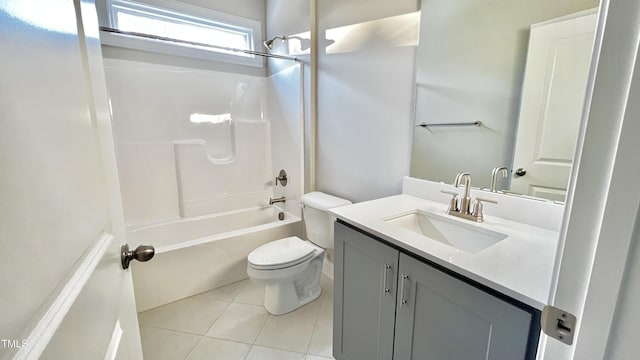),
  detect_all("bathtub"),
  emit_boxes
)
[128,206,302,312]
